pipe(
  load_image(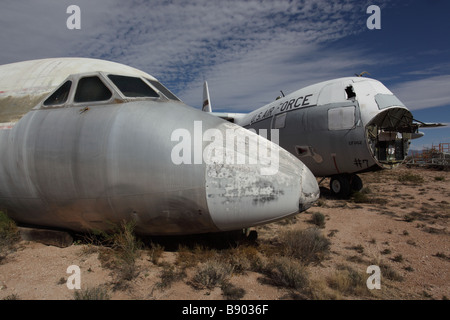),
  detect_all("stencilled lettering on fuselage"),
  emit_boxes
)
[250,94,315,125]
[349,140,363,146]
